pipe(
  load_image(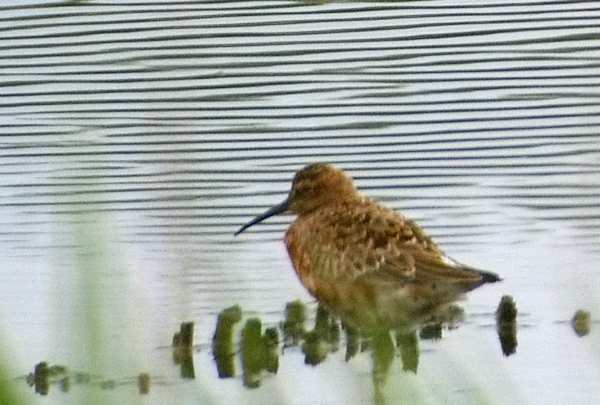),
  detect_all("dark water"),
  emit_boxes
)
[0,0,599,404]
